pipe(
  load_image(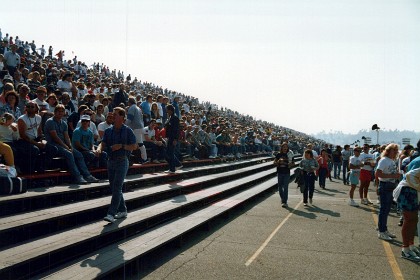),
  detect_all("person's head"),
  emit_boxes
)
[112,106,126,124]
[53,104,66,119]
[344,144,350,150]
[381,143,399,160]
[320,149,327,156]
[105,112,114,124]
[402,145,414,156]
[151,102,158,111]
[46,94,58,106]
[0,112,14,126]
[304,149,314,159]
[149,119,156,128]
[61,92,70,104]
[80,114,91,130]
[166,104,174,116]
[146,94,153,103]
[96,104,104,113]
[353,147,361,155]
[18,84,30,97]
[77,105,88,115]
[36,86,47,100]
[5,91,19,106]
[363,144,370,153]
[280,142,289,153]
